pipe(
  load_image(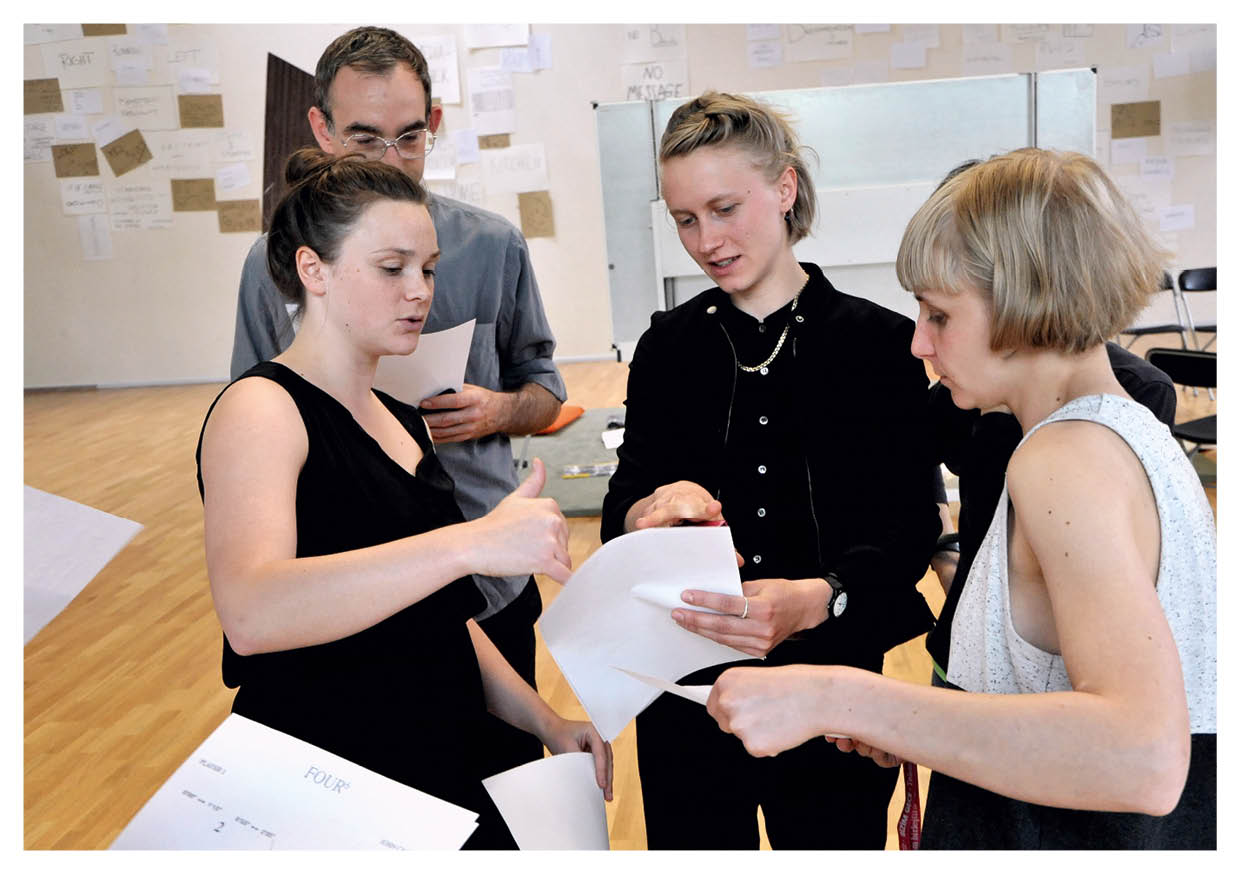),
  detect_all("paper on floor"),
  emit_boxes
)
[110,714,478,850]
